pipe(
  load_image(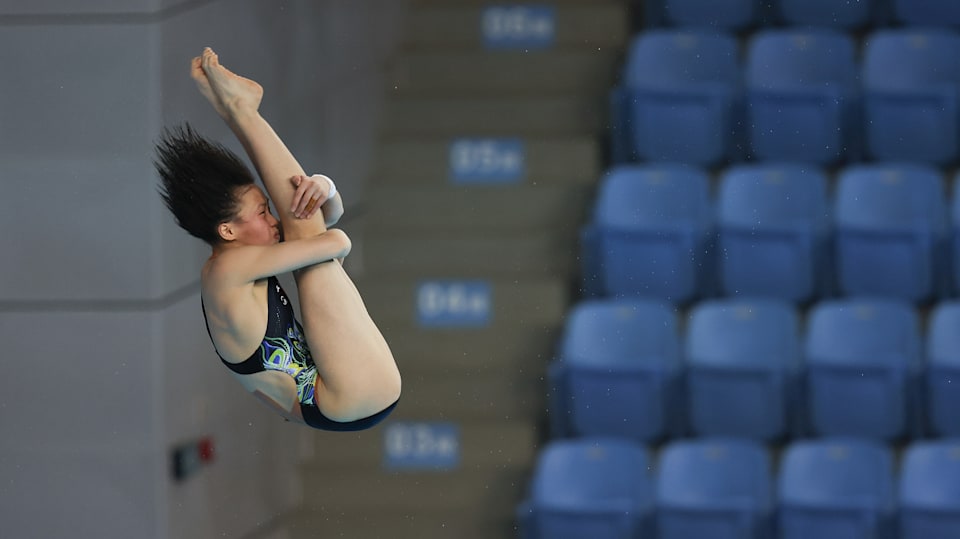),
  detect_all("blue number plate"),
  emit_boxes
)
[417,280,492,328]
[383,422,460,471]
[449,138,525,184]
[482,5,556,50]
